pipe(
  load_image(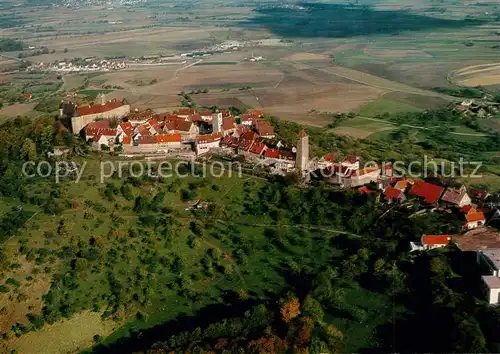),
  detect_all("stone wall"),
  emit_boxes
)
[71,105,131,133]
